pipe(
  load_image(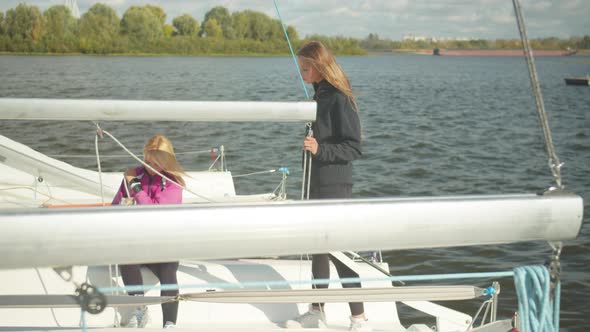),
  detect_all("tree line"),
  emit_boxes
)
[0,3,587,56]
[361,33,590,52]
[0,3,365,55]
